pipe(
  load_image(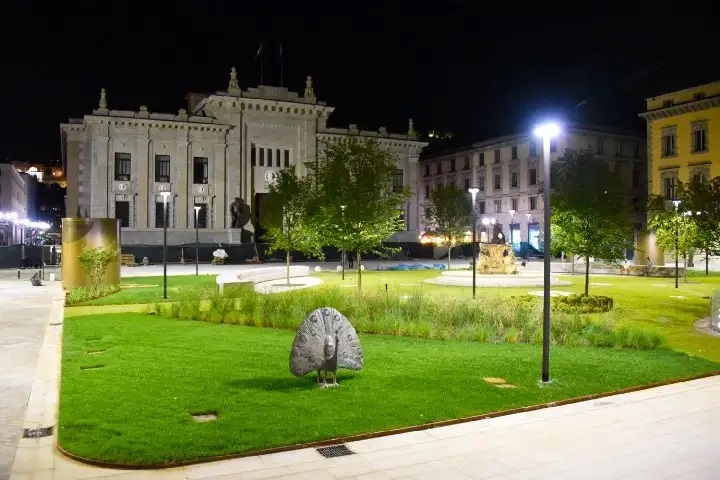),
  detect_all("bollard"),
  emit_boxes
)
[17,269,20,279]
[385,283,388,292]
